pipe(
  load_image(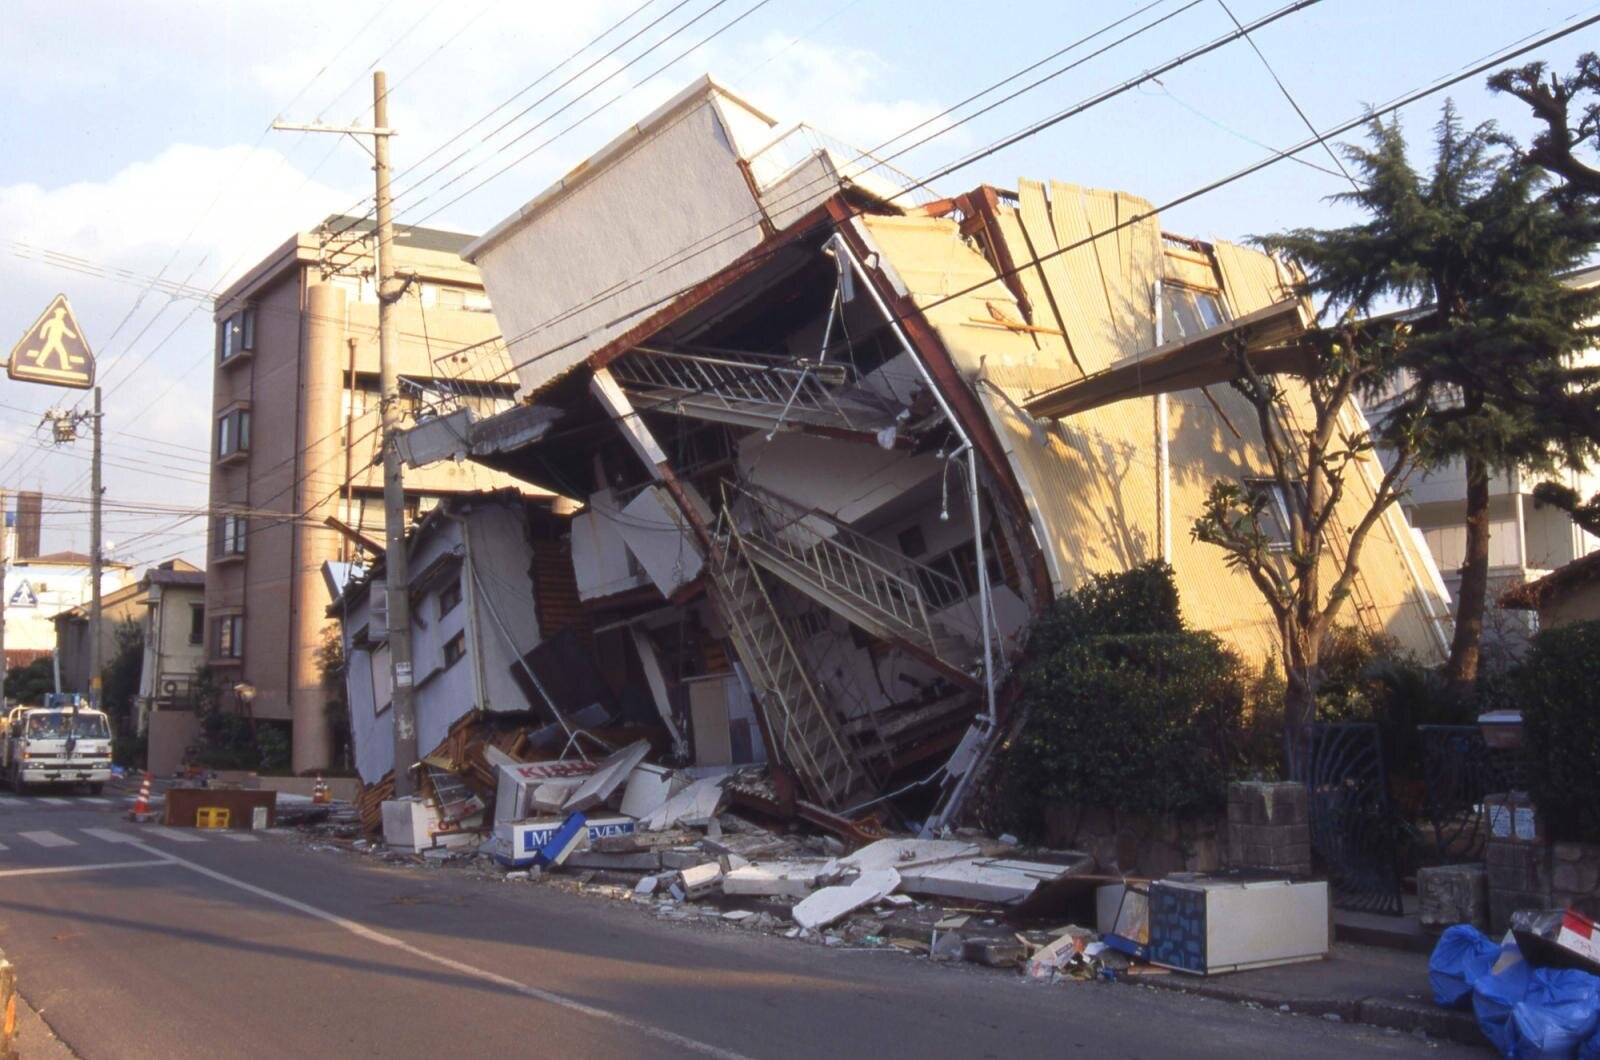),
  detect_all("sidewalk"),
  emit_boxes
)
[1133,941,1481,1046]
